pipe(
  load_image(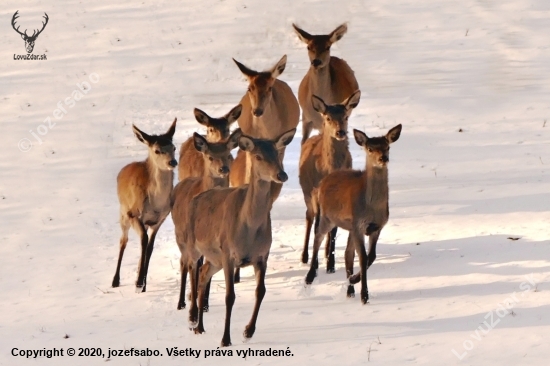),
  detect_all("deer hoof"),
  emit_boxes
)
[361,291,369,305]
[221,337,232,347]
[135,285,145,293]
[193,326,205,335]
[326,267,335,274]
[301,252,309,264]
[347,285,355,298]
[305,270,316,285]
[243,325,255,340]
[177,301,186,310]
[202,304,209,312]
